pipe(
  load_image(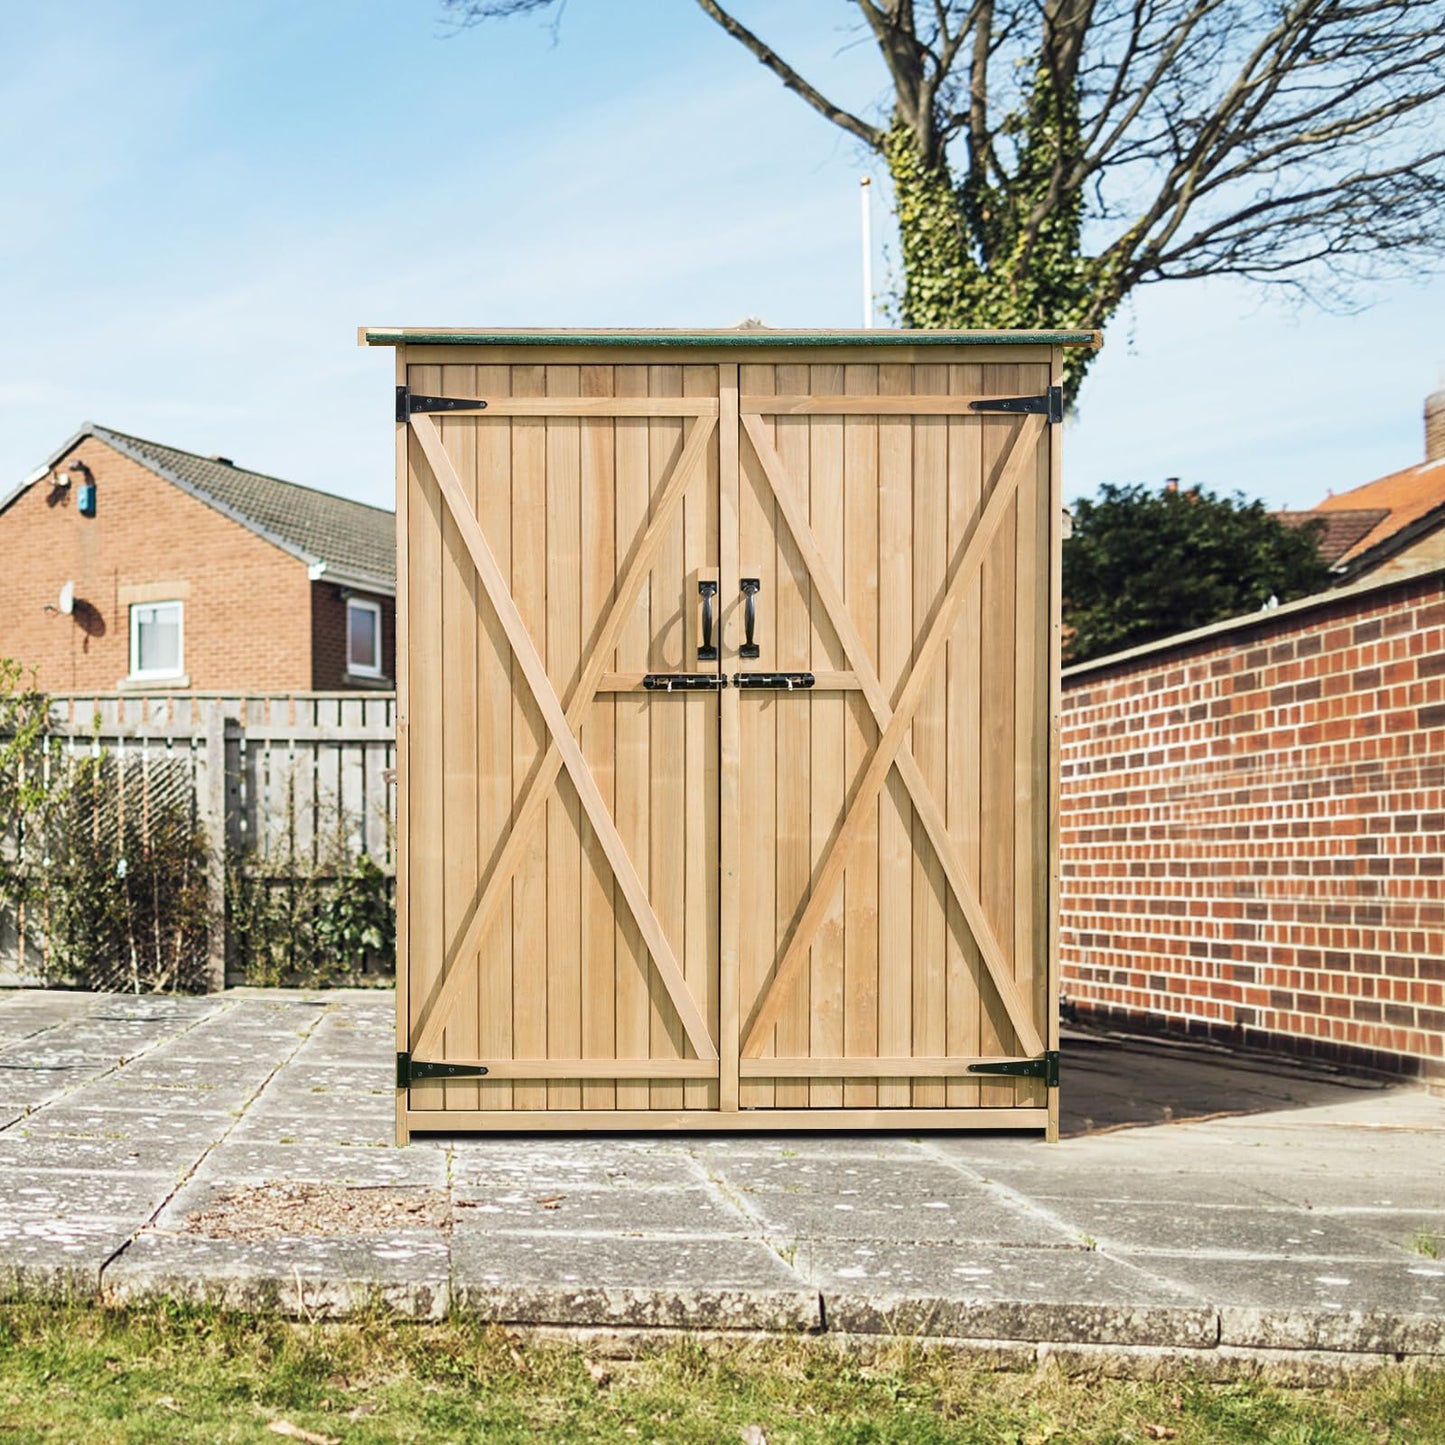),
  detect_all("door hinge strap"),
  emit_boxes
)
[969,386,1063,424]
[397,1051,490,1088]
[396,386,489,423]
[967,1050,1060,1087]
